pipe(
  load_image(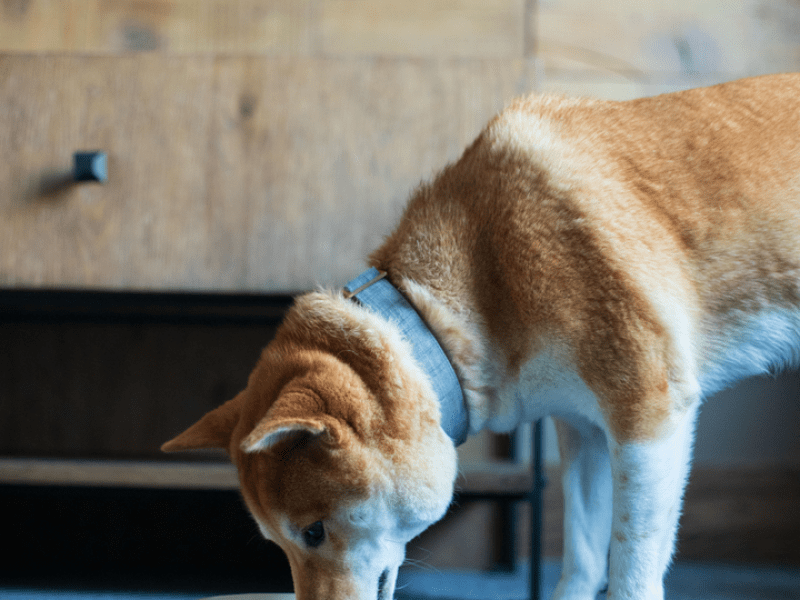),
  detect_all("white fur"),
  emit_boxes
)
[700,310,800,396]
[407,283,800,599]
[552,418,613,599]
[254,485,430,600]
[455,309,795,600]
[483,340,699,600]
[481,340,608,433]
[605,403,699,600]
